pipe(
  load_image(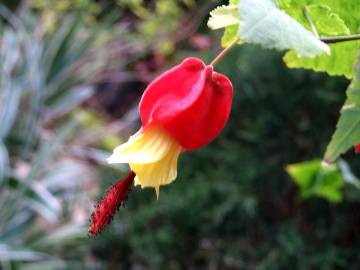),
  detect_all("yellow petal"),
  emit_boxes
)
[107,125,178,164]
[130,142,182,195]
